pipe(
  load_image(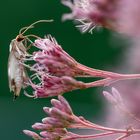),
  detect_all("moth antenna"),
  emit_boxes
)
[21,19,53,35]
[25,34,41,39]
[19,26,34,35]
